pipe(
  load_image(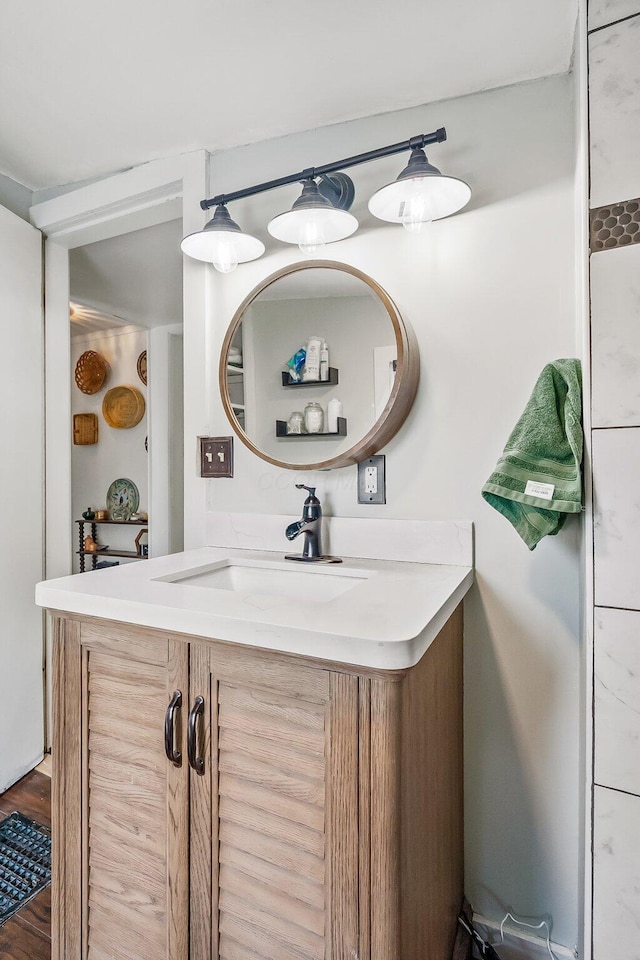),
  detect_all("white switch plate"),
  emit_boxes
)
[358,455,386,504]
